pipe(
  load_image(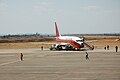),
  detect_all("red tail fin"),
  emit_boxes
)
[55,22,61,37]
